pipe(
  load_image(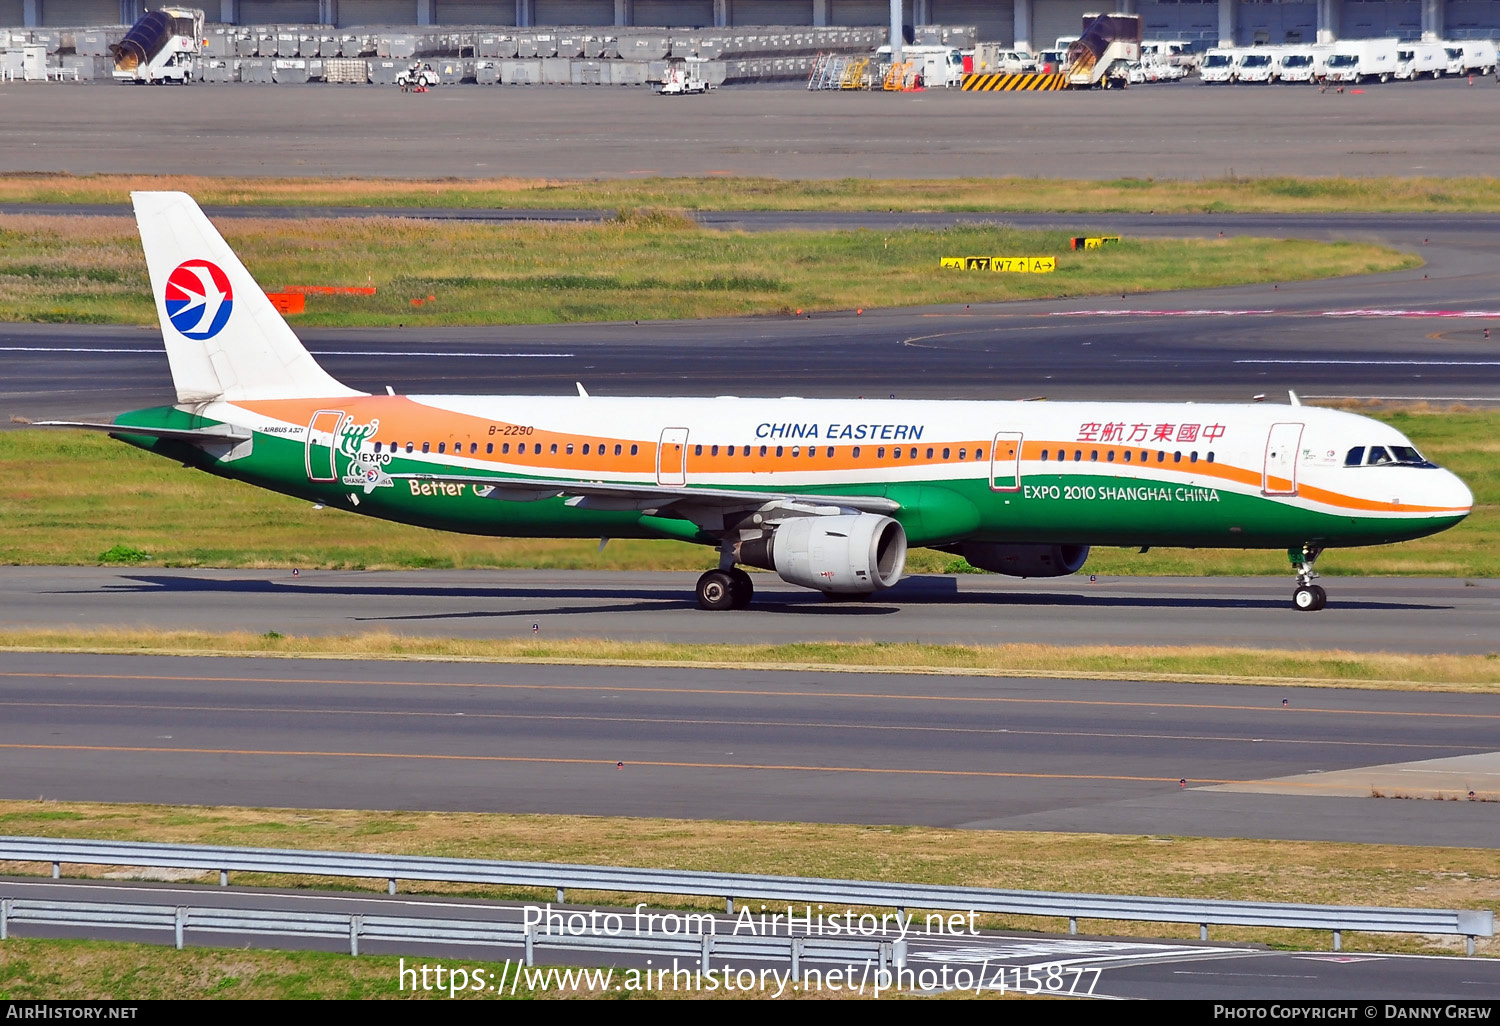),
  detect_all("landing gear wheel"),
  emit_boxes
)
[727,567,754,609]
[696,569,737,611]
[1293,585,1327,611]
